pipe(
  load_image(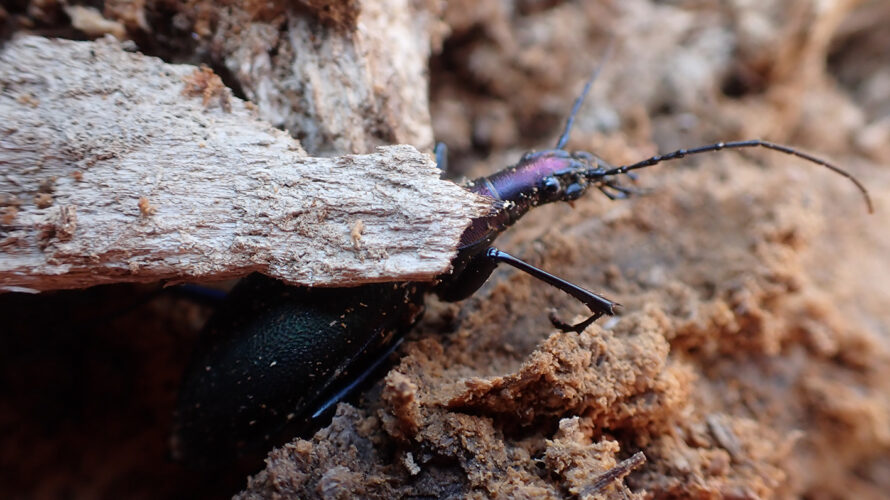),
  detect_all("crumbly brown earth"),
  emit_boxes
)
[2,1,889,499]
